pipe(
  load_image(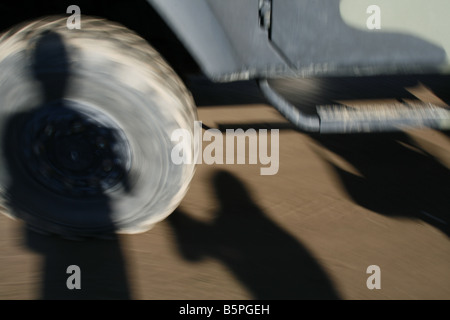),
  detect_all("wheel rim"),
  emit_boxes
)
[20,100,132,198]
